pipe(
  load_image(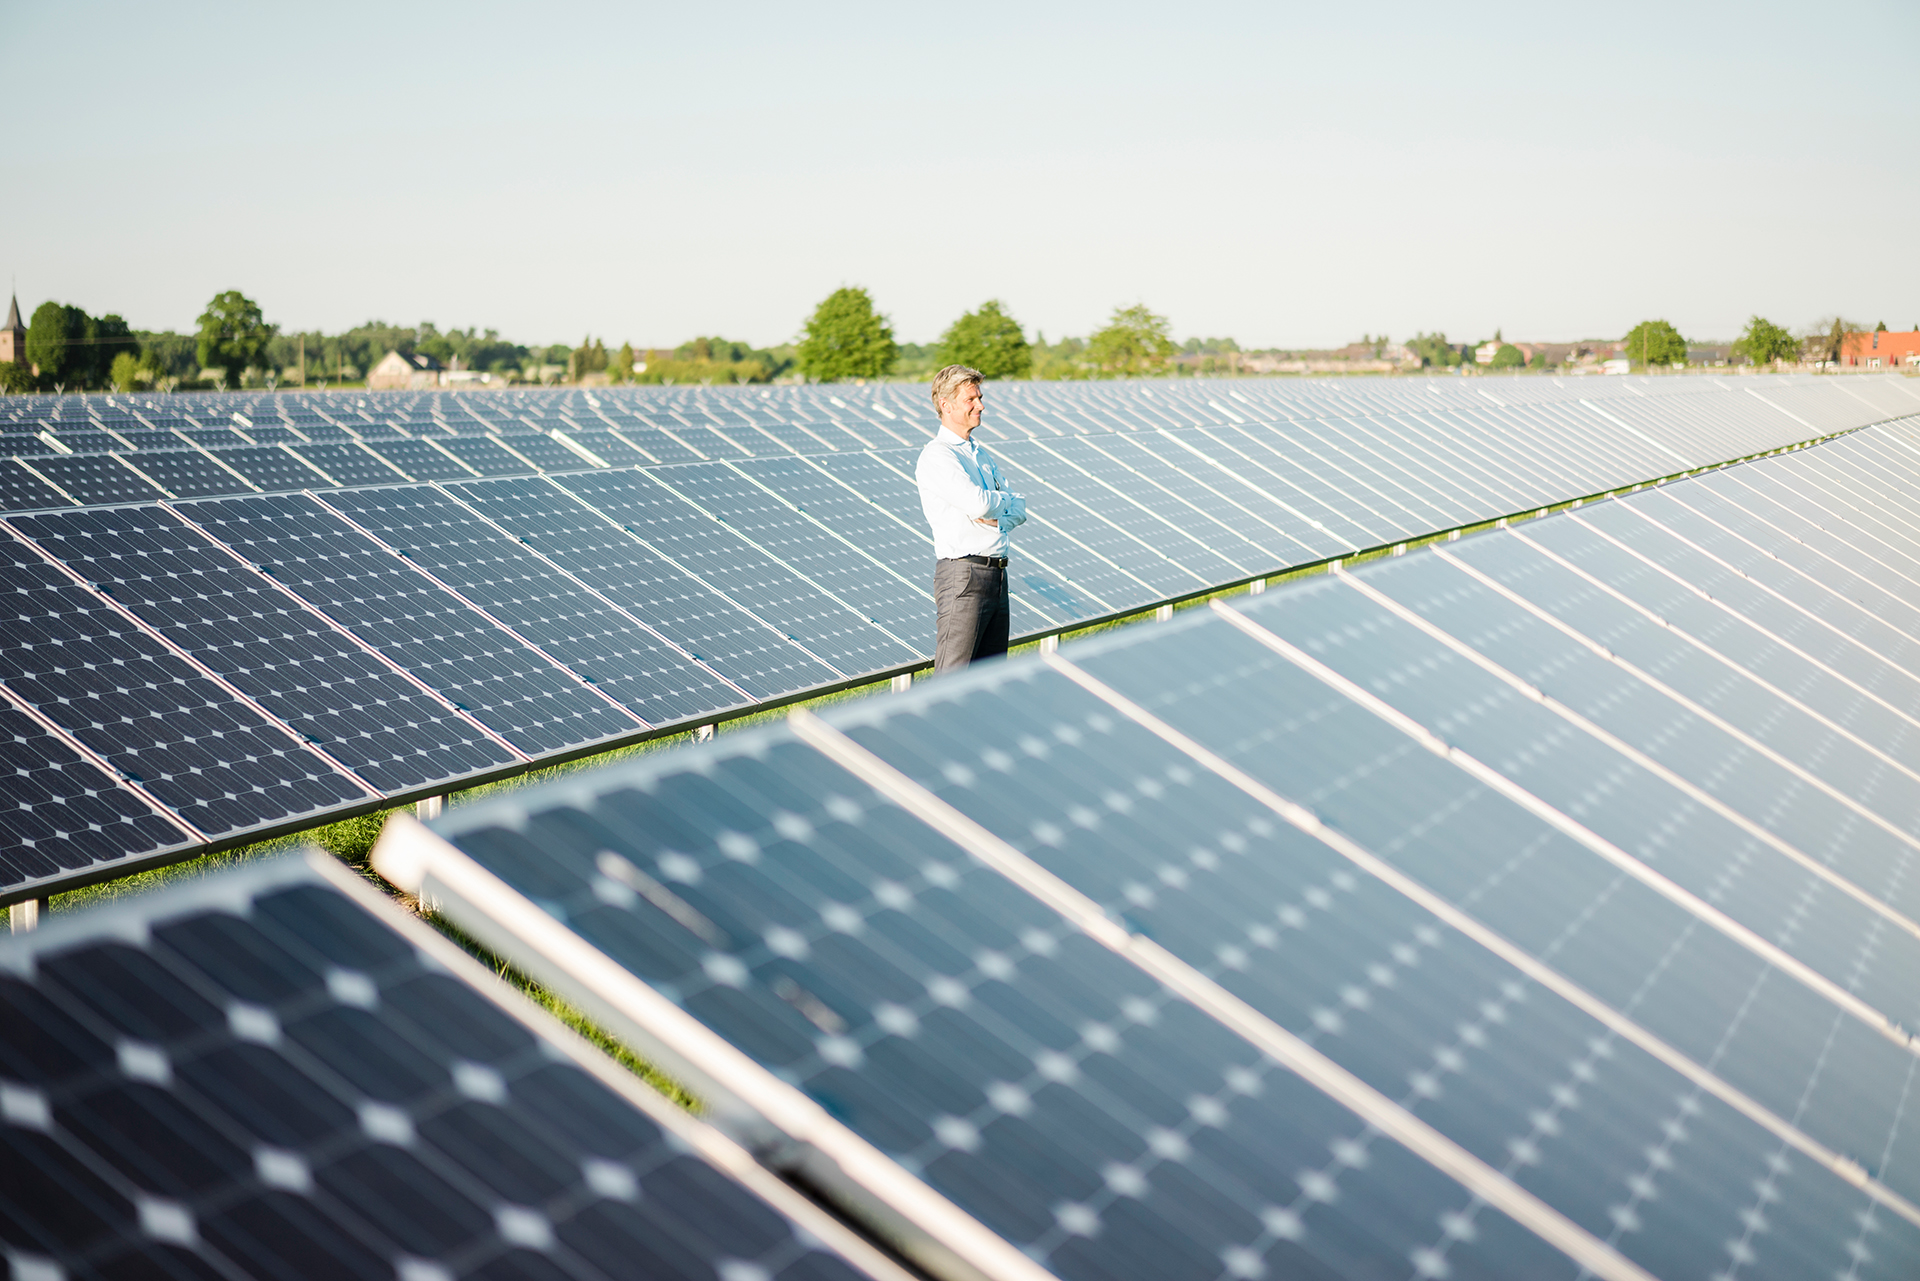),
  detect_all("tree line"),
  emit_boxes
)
[5,285,1897,394]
